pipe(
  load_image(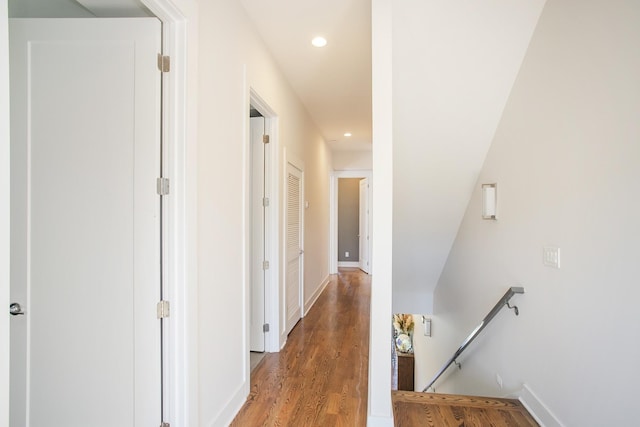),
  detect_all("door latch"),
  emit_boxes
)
[10,302,25,316]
